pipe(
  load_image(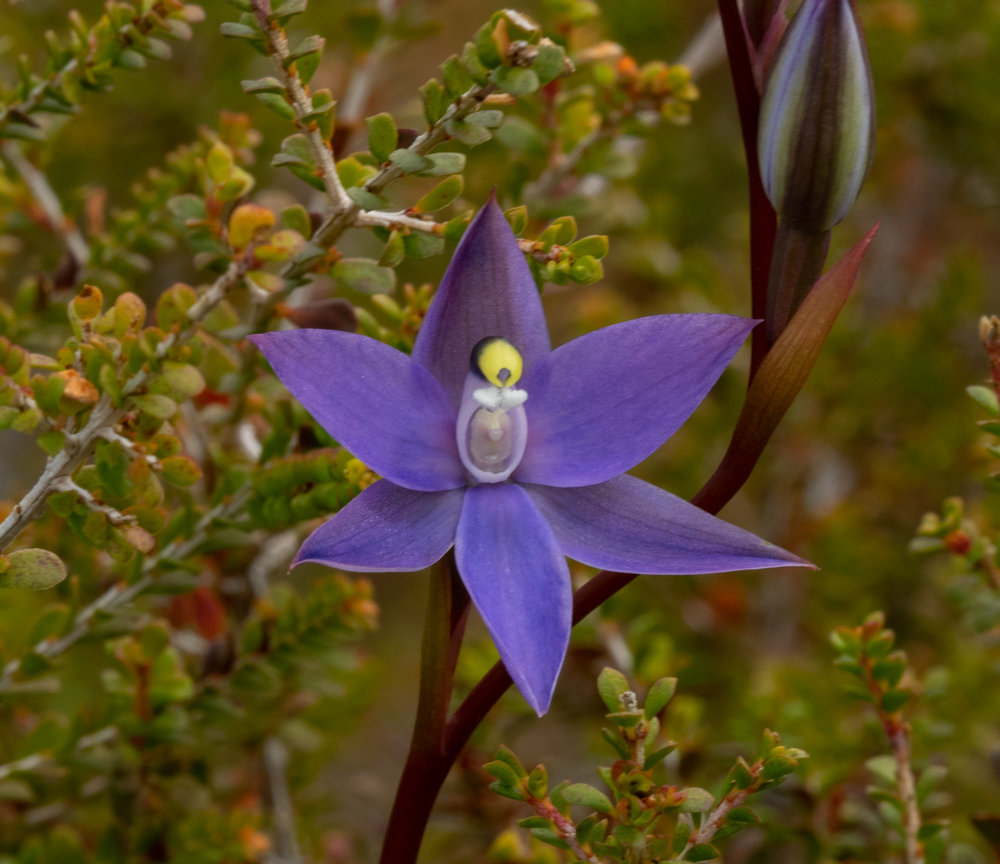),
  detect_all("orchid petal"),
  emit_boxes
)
[251,330,464,491]
[455,483,571,715]
[413,198,551,406]
[514,315,756,487]
[526,474,813,573]
[293,480,465,571]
